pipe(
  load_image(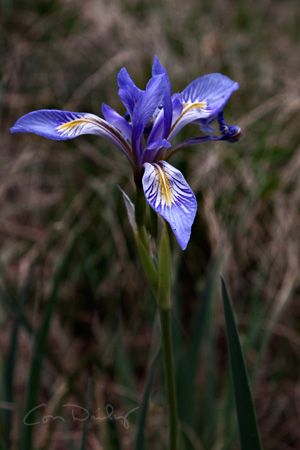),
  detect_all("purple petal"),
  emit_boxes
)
[145,56,173,148]
[132,74,169,161]
[145,138,171,151]
[101,103,132,141]
[151,56,172,137]
[154,93,183,142]
[10,109,131,158]
[141,138,171,165]
[117,67,143,117]
[182,73,239,108]
[168,73,239,140]
[146,108,165,145]
[168,116,242,152]
[152,55,167,76]
[169,134,224,152]
[142,161,197,250]
[197,118,215,133]
[171,93,184,118]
